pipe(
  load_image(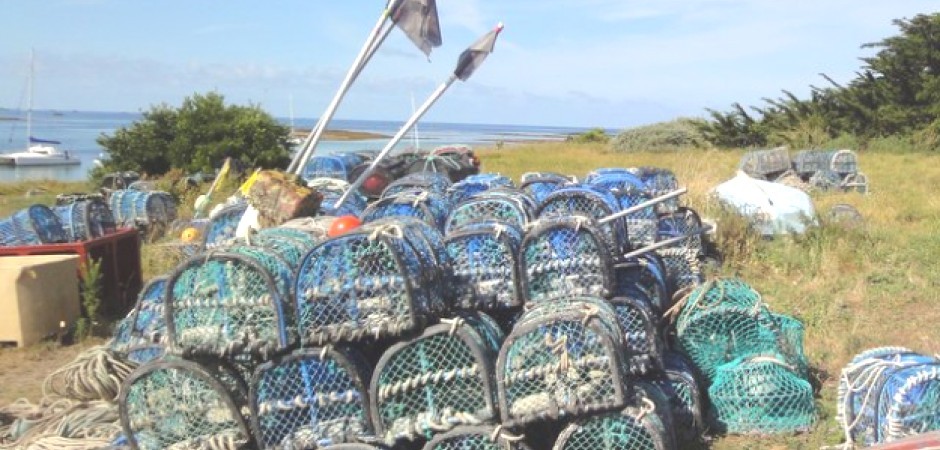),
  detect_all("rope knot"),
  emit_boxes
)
[368,224,404,241]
